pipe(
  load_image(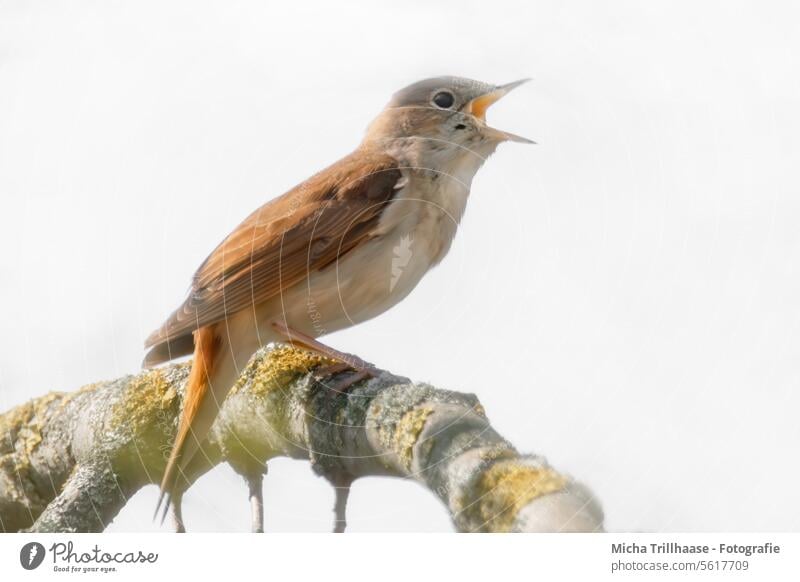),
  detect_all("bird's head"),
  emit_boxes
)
[363,76,533,156]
